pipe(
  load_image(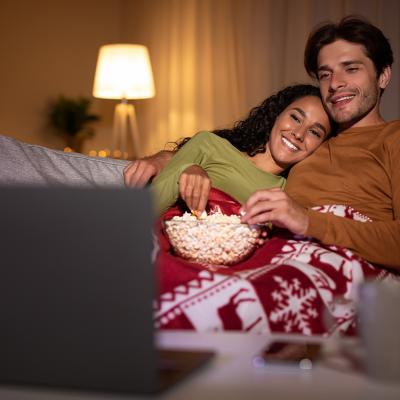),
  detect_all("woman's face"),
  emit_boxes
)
[267,96,330,170]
